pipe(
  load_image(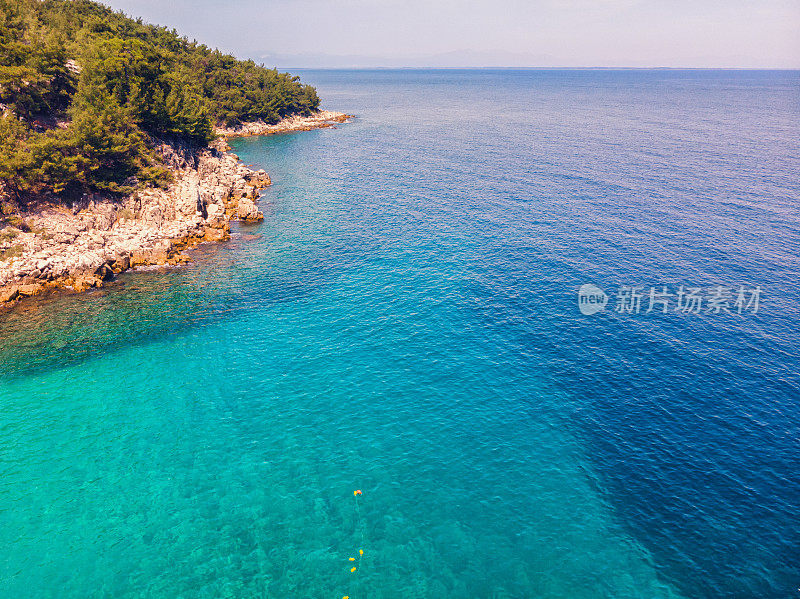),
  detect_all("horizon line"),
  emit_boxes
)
[279,66,800,71]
